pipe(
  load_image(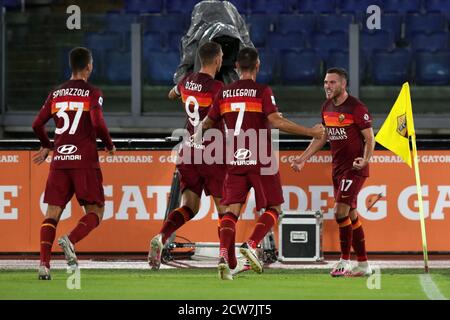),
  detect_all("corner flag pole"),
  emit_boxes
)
[410,133,429,273]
